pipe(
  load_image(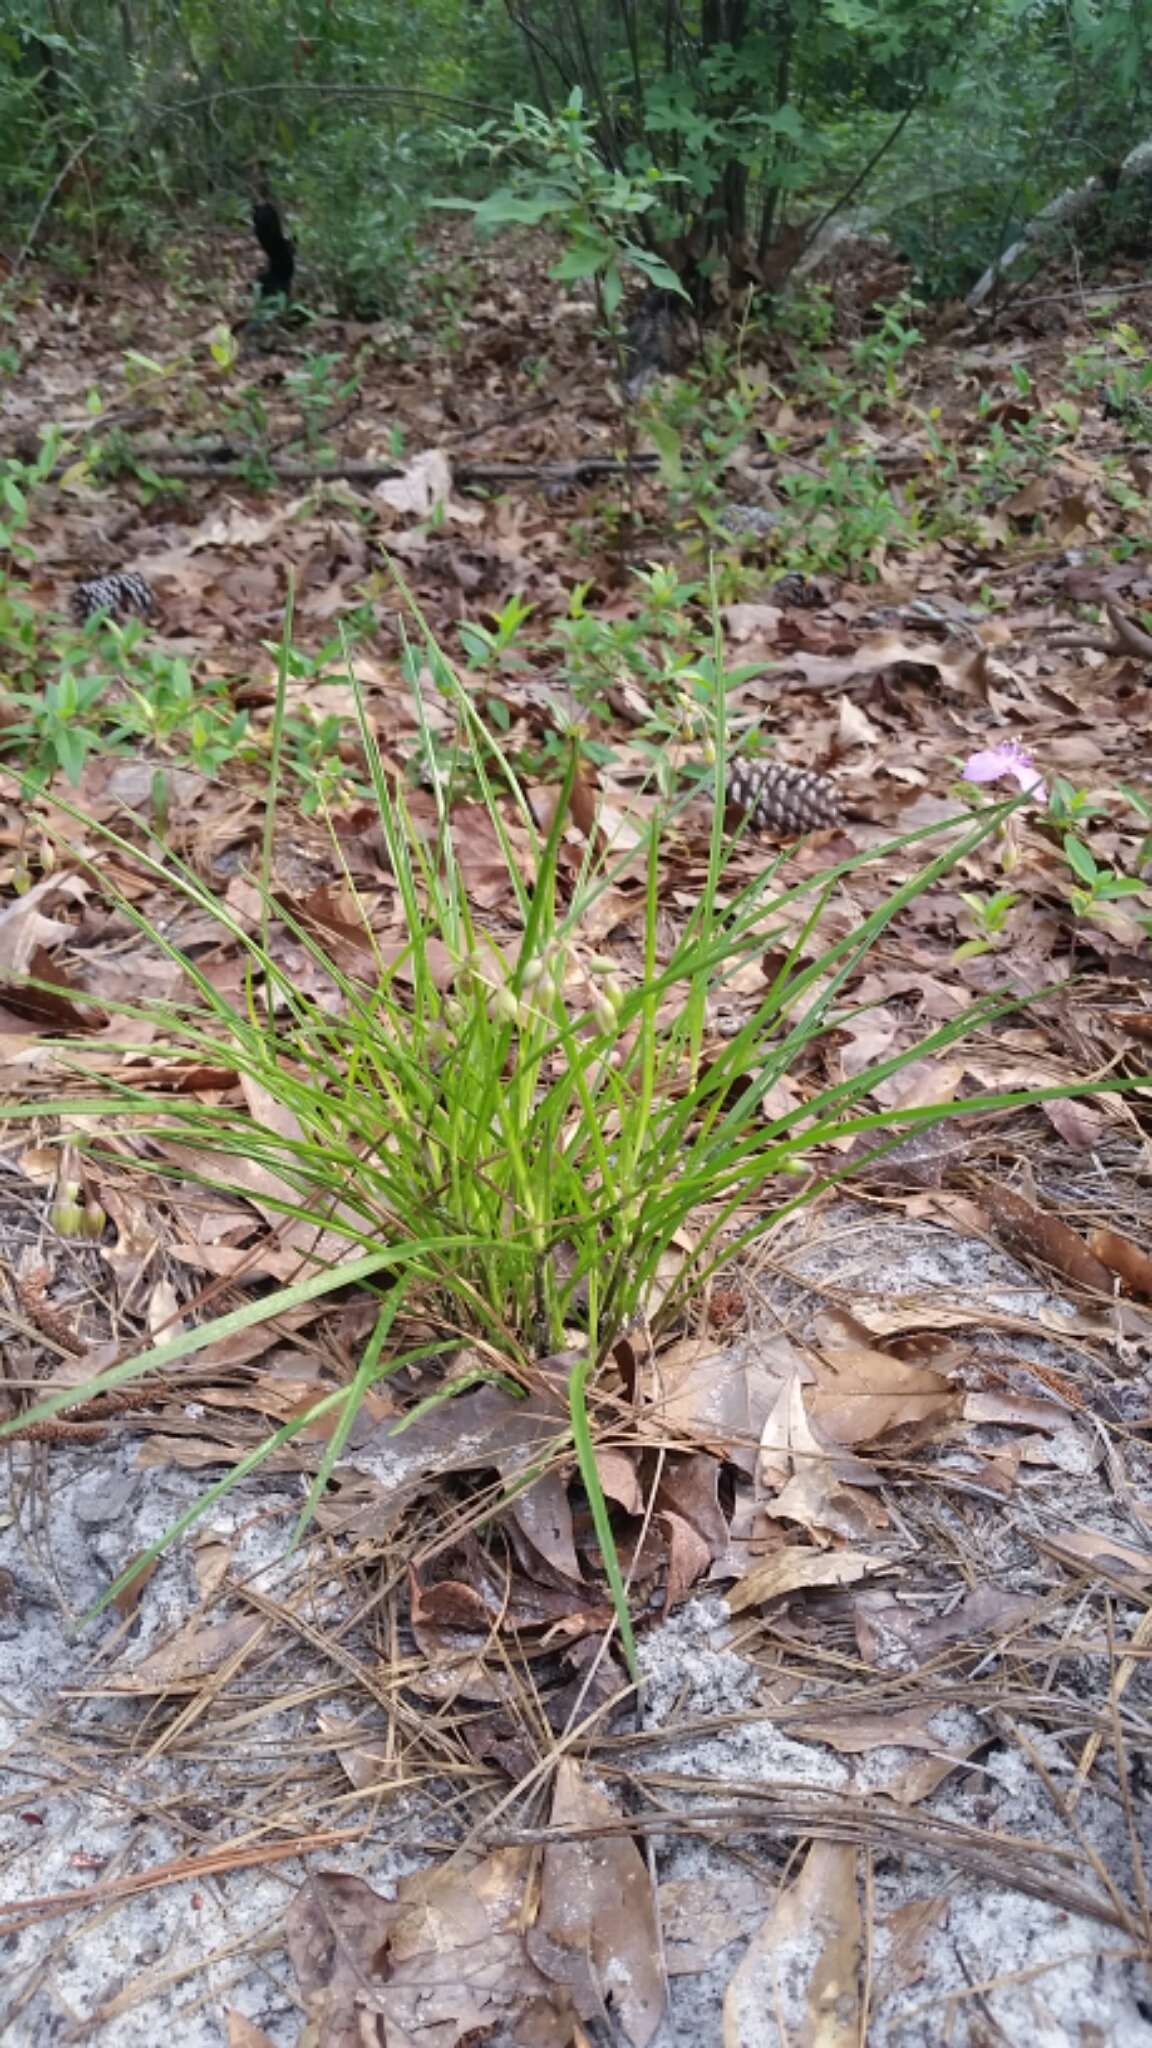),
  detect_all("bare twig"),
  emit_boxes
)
[467,1782,1136,1933]
[14,135,100,274]
[1046,603,1152,663]
[0,1828,363,1934]
[74,451,662,488]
